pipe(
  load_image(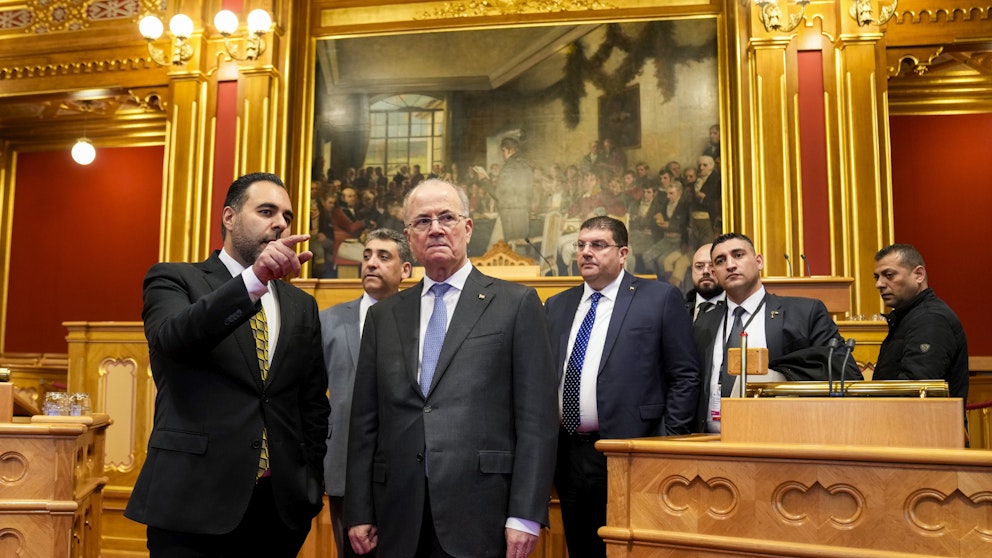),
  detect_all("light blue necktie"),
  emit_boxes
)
[562,292,602,433]
[420,283,452,396]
